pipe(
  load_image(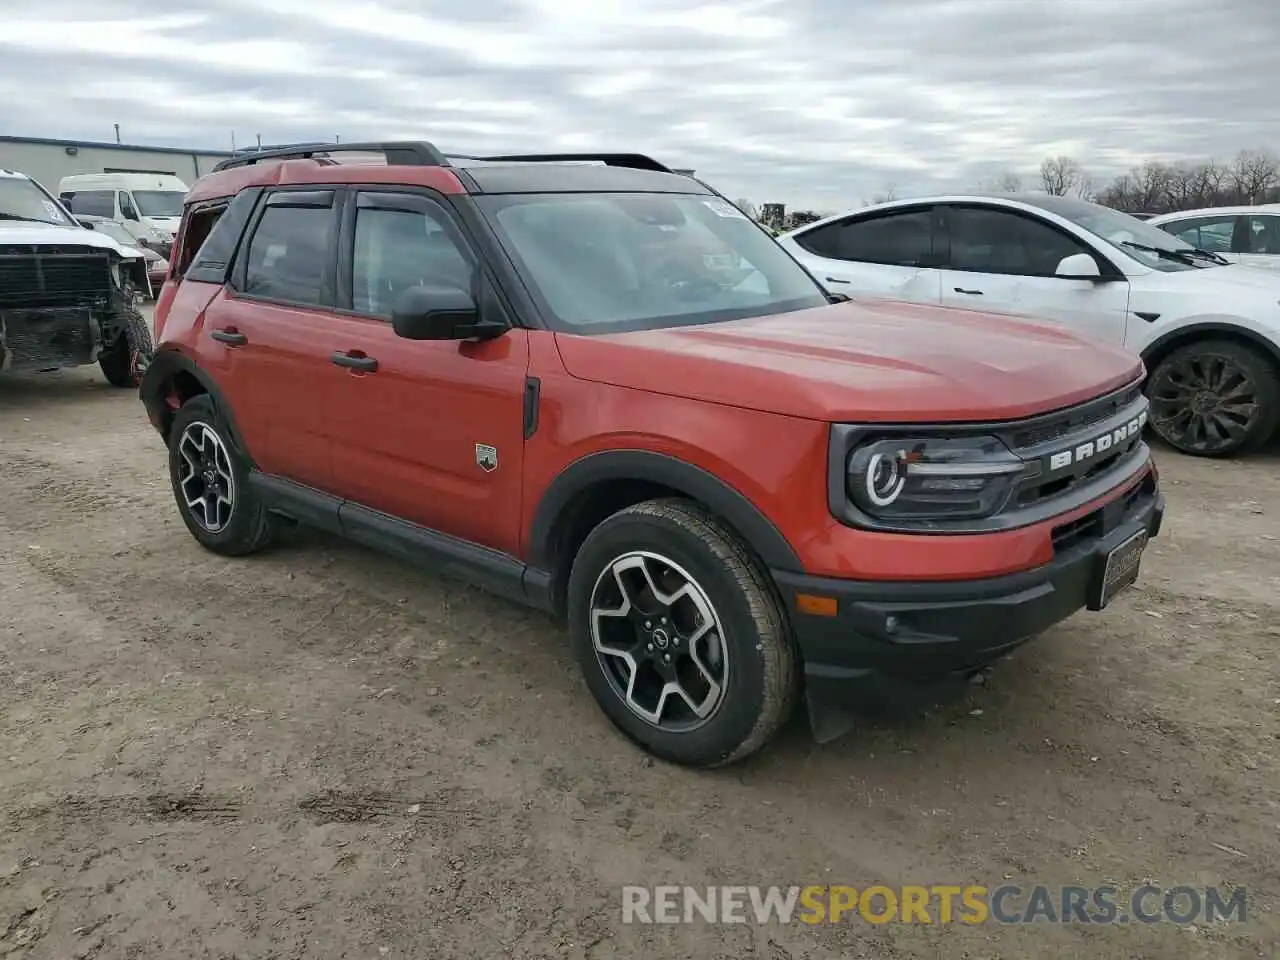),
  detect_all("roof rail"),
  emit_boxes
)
[460,152,674,173]
[211,140,449,173]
